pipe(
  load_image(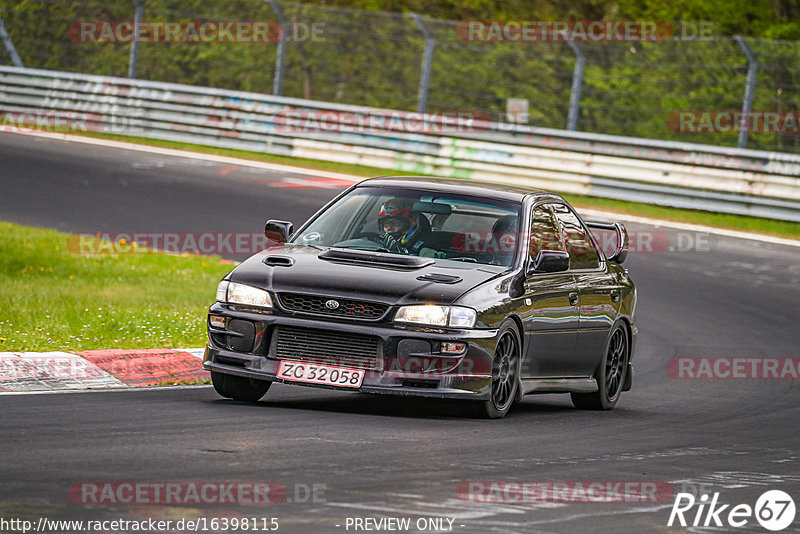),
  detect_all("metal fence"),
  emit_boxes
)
[2,66,800,221]
[1,0,799,154]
